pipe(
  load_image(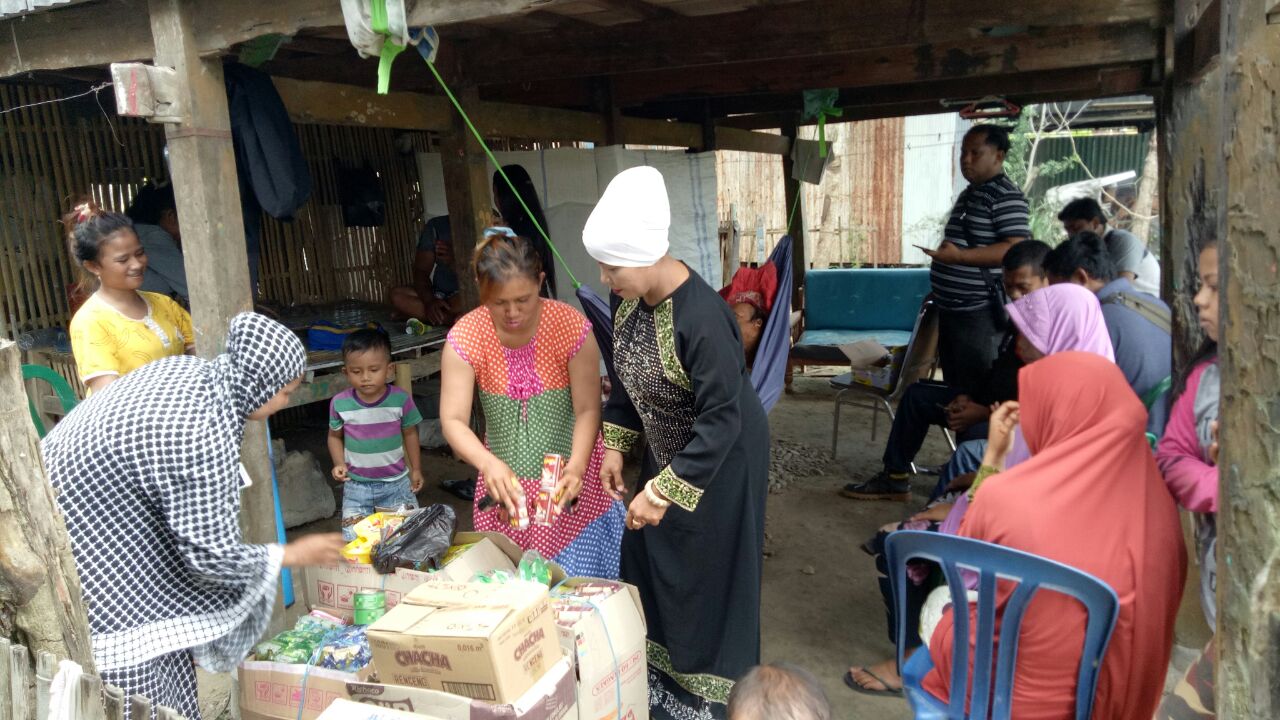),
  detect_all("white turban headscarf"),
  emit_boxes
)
[582,166,670,267]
